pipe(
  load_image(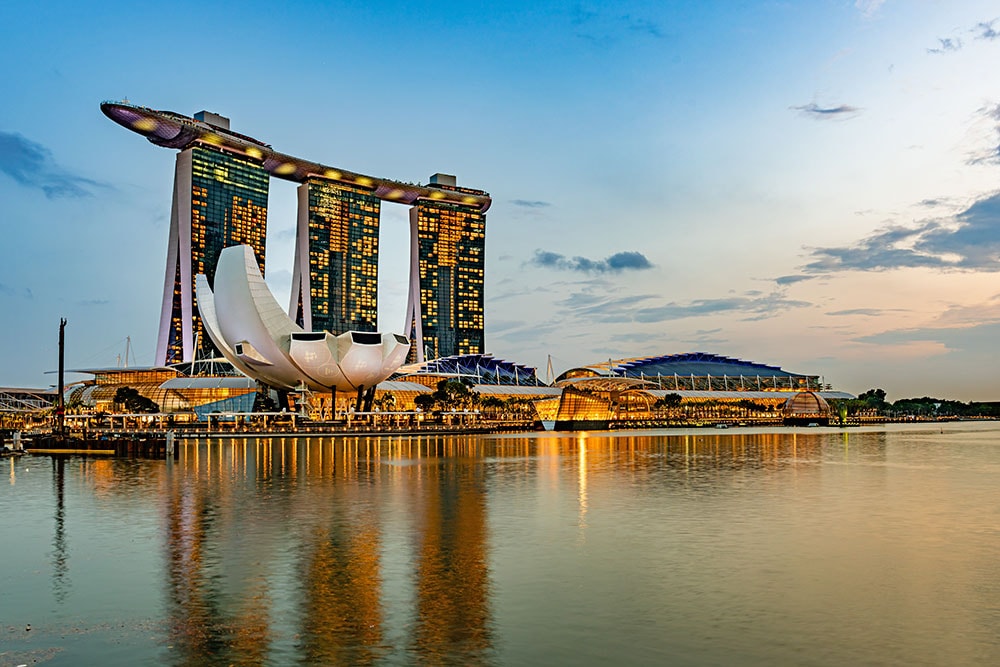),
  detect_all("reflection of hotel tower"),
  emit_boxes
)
[100,102,491,365]
[408,441,492,659]
[162,440,491,663]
